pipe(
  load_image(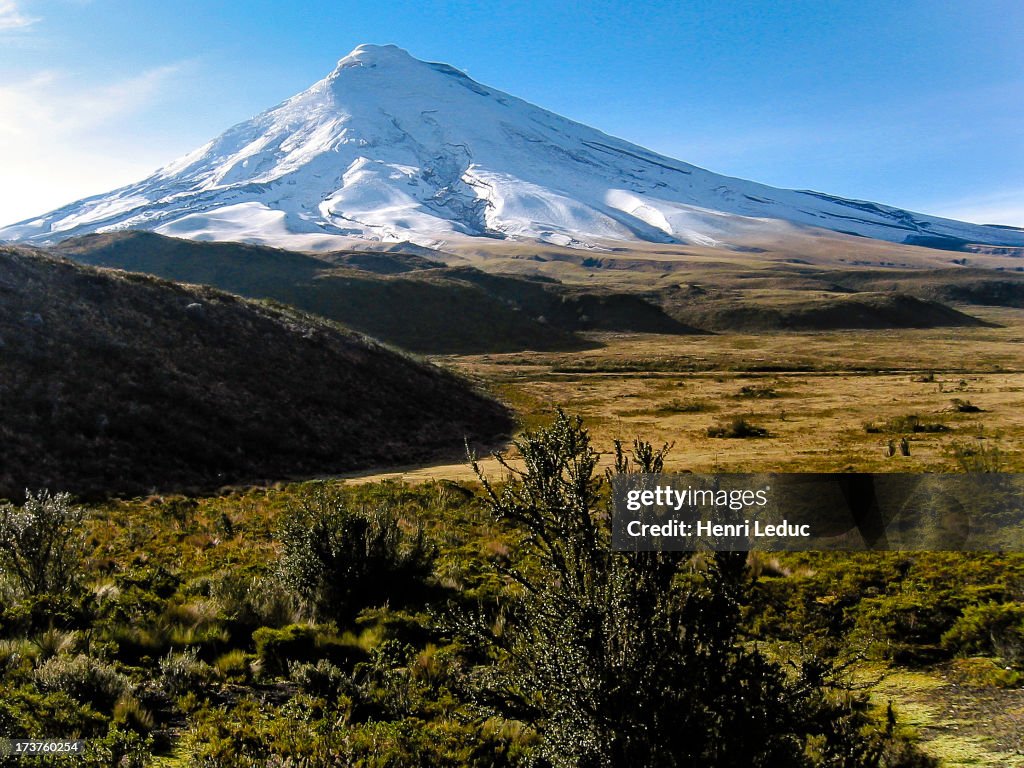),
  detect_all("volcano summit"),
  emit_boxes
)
[3,44,1022,252]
